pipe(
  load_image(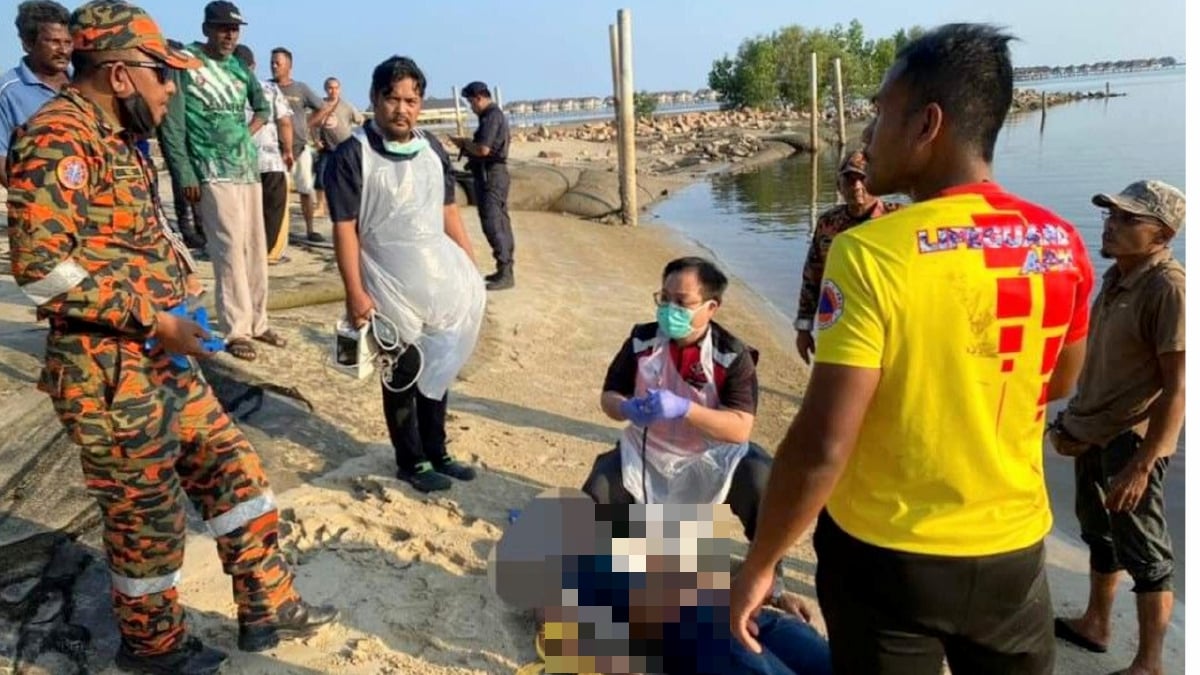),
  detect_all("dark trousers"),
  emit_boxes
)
[380,355,447,472]
[168,171,202,236]
[580,443,772,541]
[260,171,288,258]
[814,511,1054,675]
[1075,431,1174,592]
[472,163,514,267]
